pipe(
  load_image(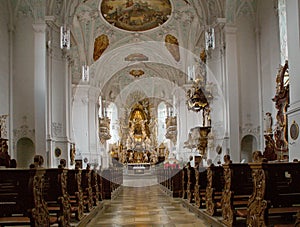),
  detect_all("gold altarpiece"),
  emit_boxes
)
[112,100,164,164]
